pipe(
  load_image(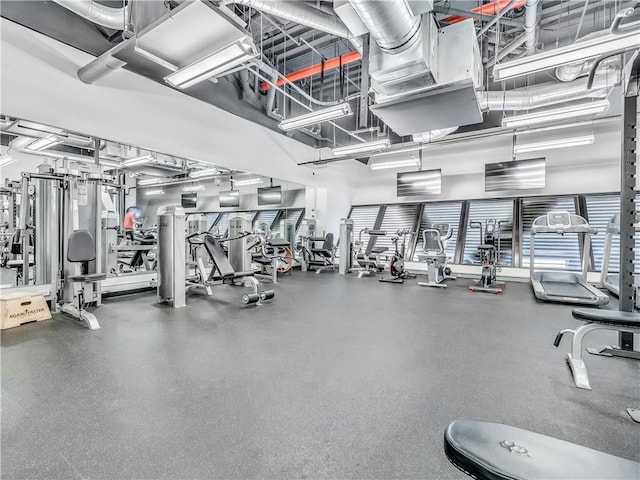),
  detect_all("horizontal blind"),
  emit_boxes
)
[413,202,462,261]
[253,210,279,232]
[585,194,620,272]
[463,199,514,266]
[376,204,419,253]
[279,209,305,246]
[205,213,220,232]
[521,196,580,270]
[214,212,230,238]
[348,206,381,252]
